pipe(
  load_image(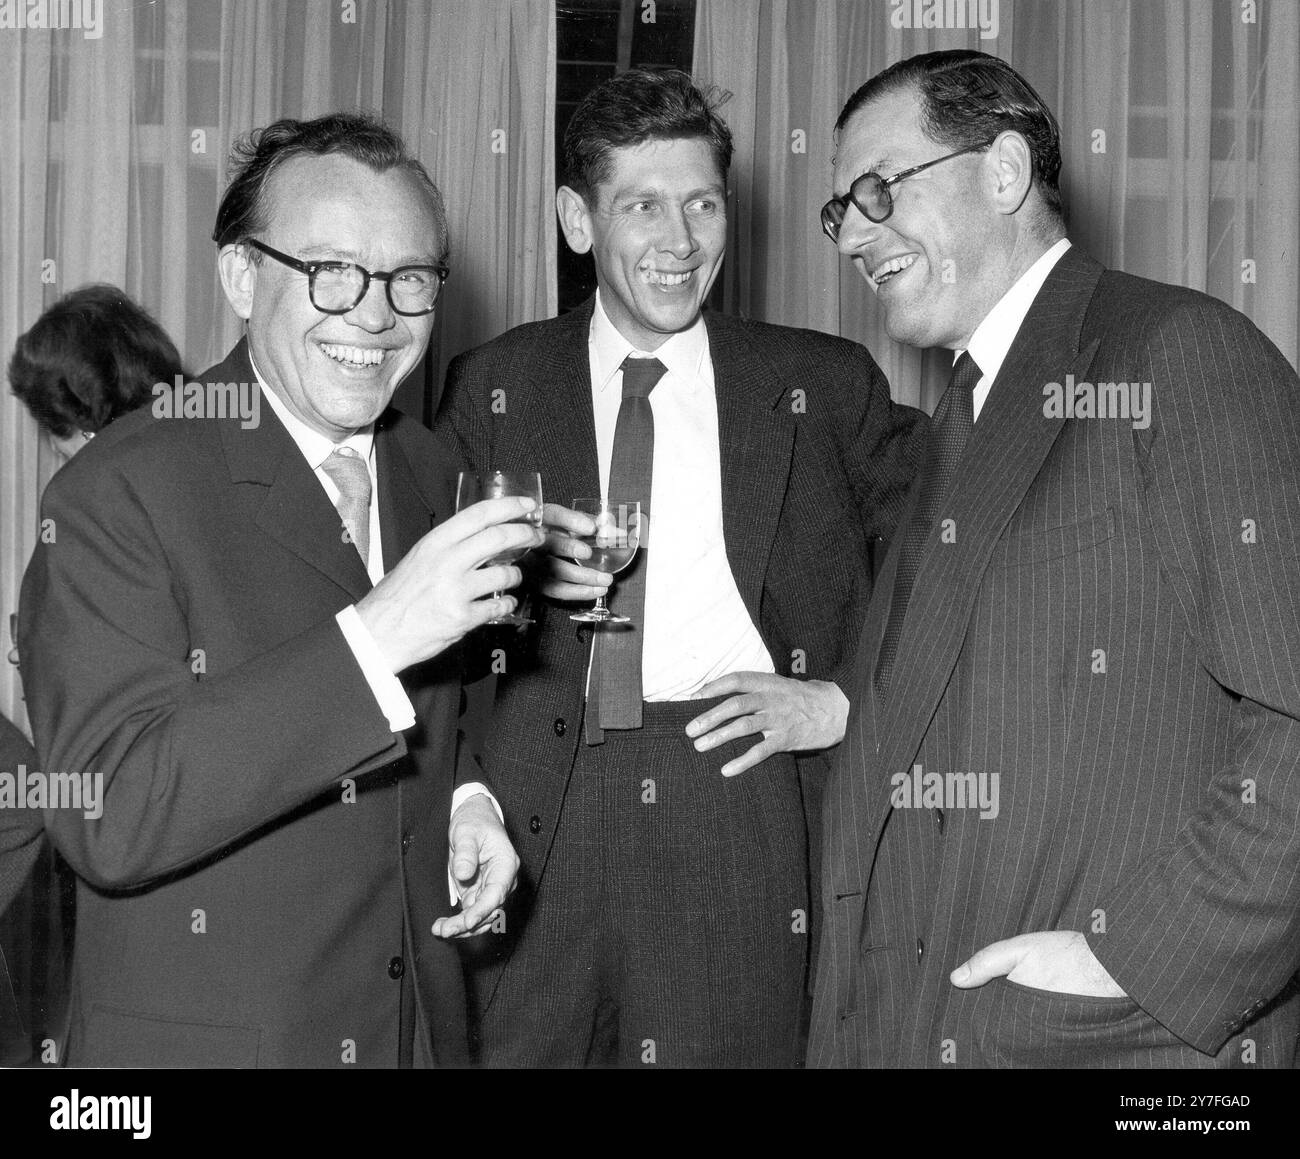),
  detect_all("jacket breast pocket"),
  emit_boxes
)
[990,507,1115,569]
